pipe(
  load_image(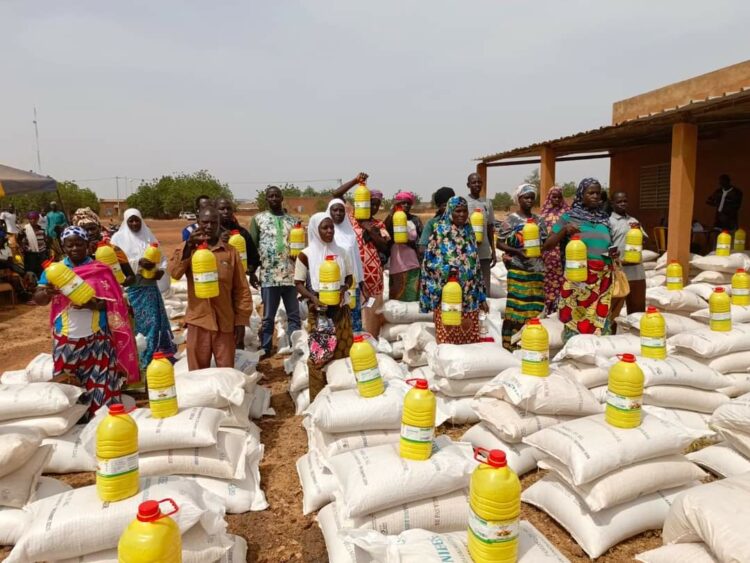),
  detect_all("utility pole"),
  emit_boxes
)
[33,107,42,172]
[115,176,121,219]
